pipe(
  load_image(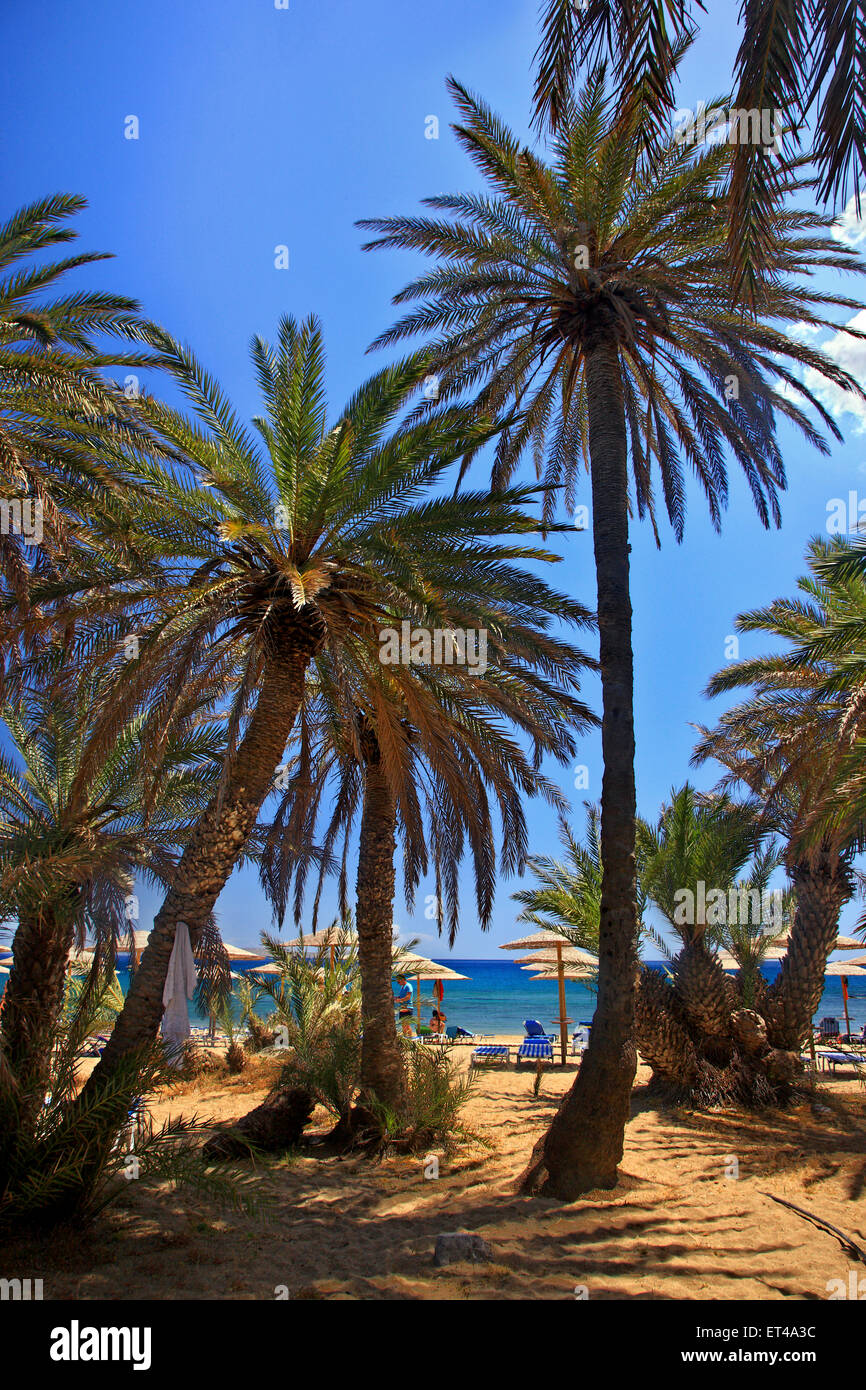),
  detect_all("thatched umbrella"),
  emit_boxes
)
[501,932,598,1065]
[284,924,369,969]
[392,953,470,1031]
[771,930,864,951]
[823,960,866,1037]
[513,947,598,965]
